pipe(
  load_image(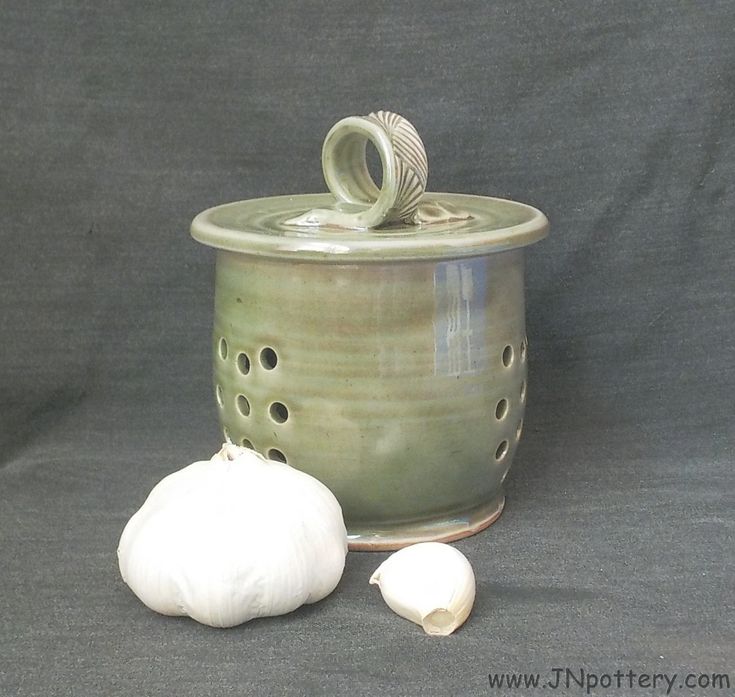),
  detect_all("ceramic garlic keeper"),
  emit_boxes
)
[191,111,547,551]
